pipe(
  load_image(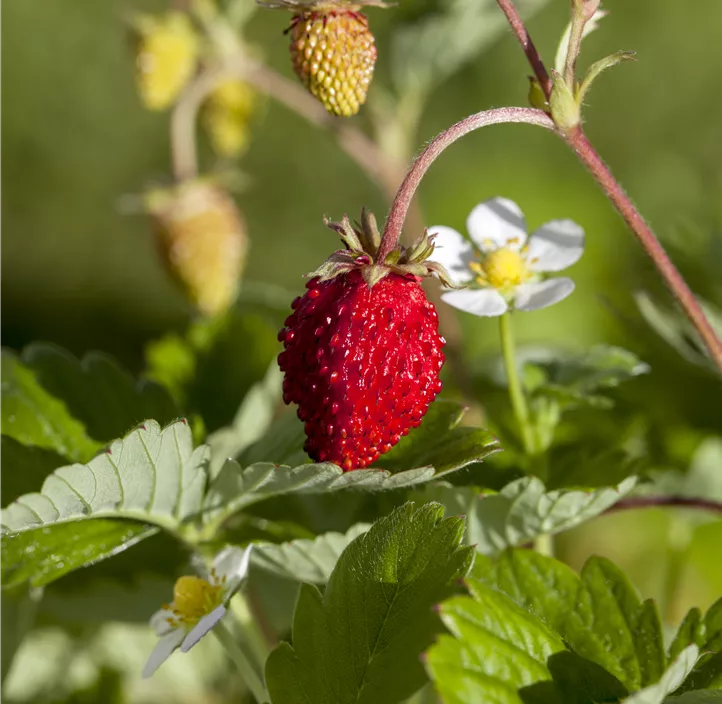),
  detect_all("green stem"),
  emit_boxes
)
[499,313,535,455]
[214,620,268,703]
[533,533,555,558]
[229,592,271,669]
